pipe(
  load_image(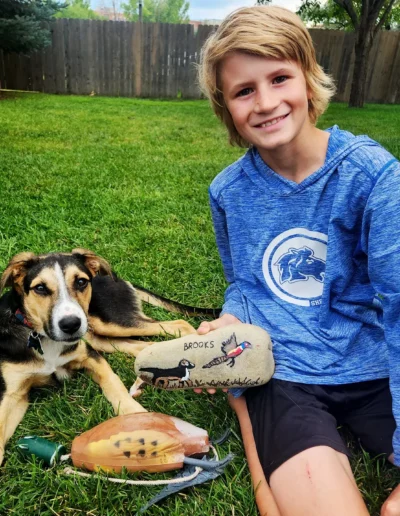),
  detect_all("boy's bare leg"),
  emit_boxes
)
[229,394,281,516]
[380,454,400,516]
[270,446,370,516]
